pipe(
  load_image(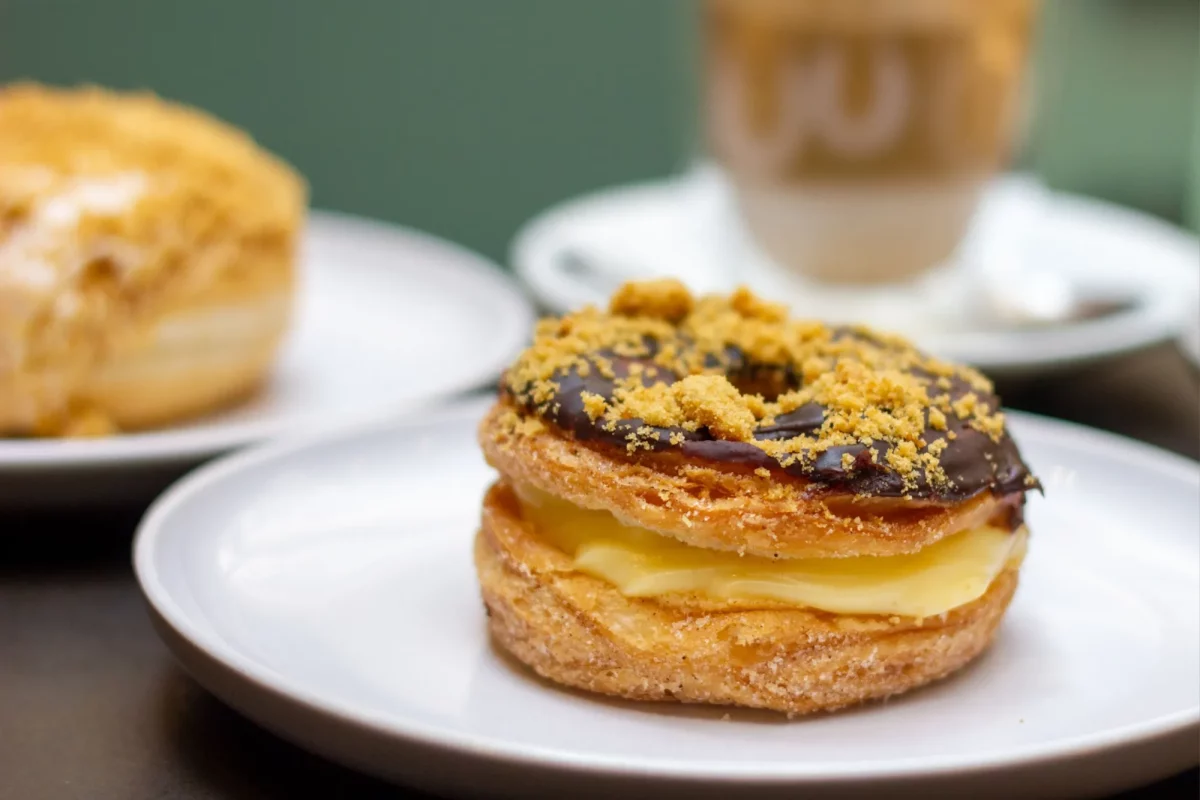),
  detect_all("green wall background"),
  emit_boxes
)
[2,0,1196,265]
[0,0,693,262]
[1029,0,1199,225]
